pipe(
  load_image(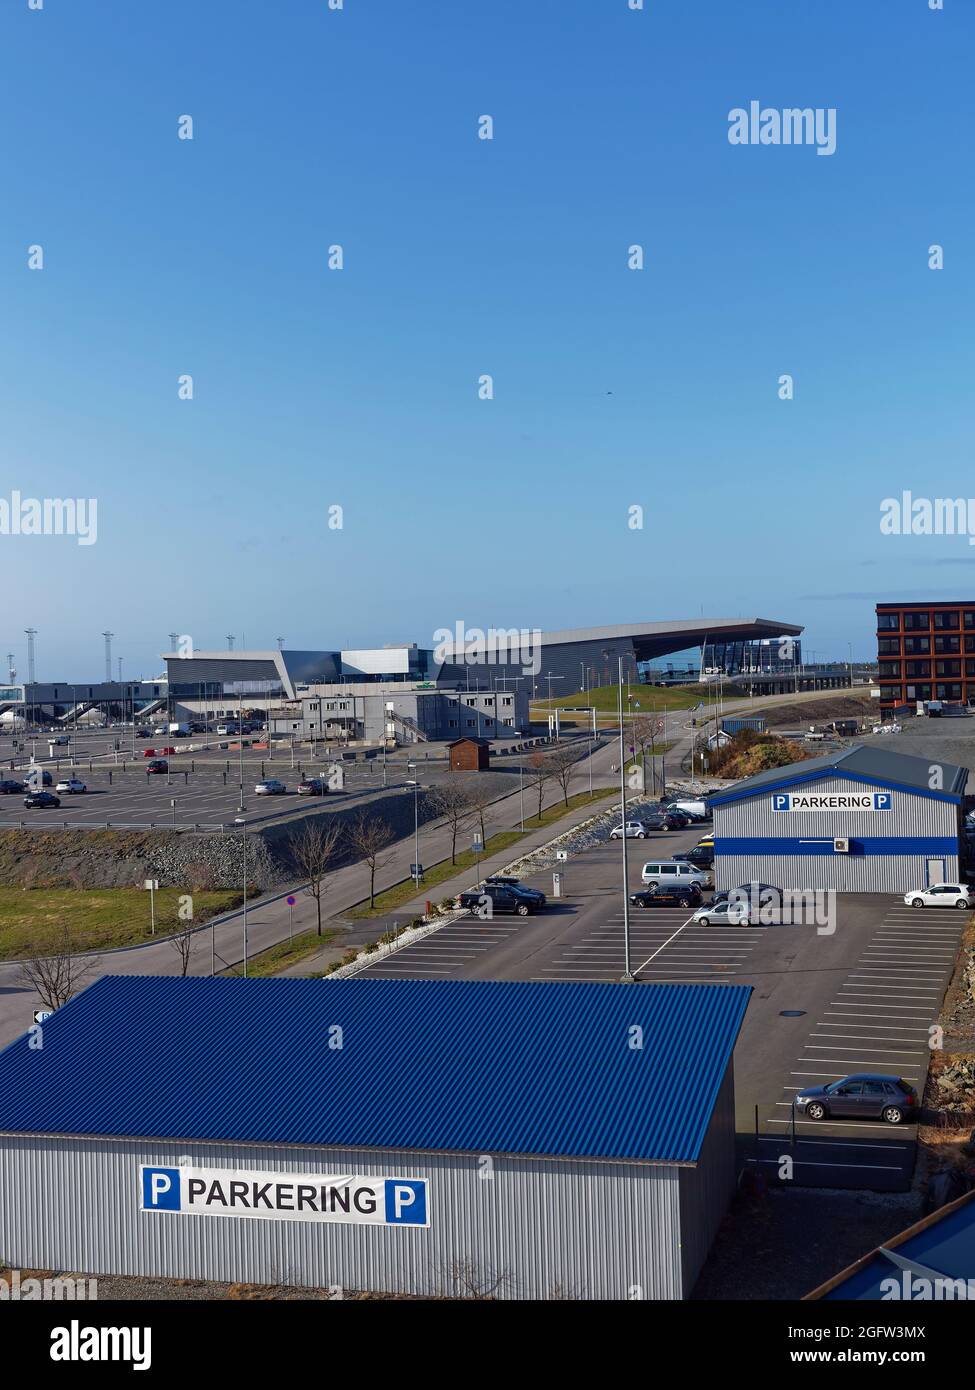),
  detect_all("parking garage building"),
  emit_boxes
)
[0,975,751,1300]
[710,746,967,894]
